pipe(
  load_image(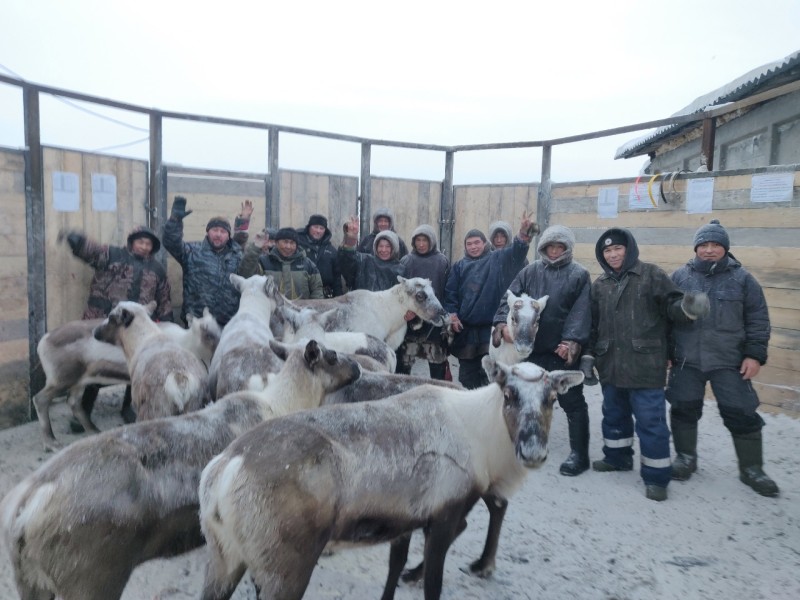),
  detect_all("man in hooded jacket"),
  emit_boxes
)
[296,214,343,297]
[339,216,405,292]
[584,227,710,501]
[493,224,592,476]
[667,220,778,497]
[444,213,535,389]
[397,224,450,379]
[357,207,408,258]
[60,225,172,426]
